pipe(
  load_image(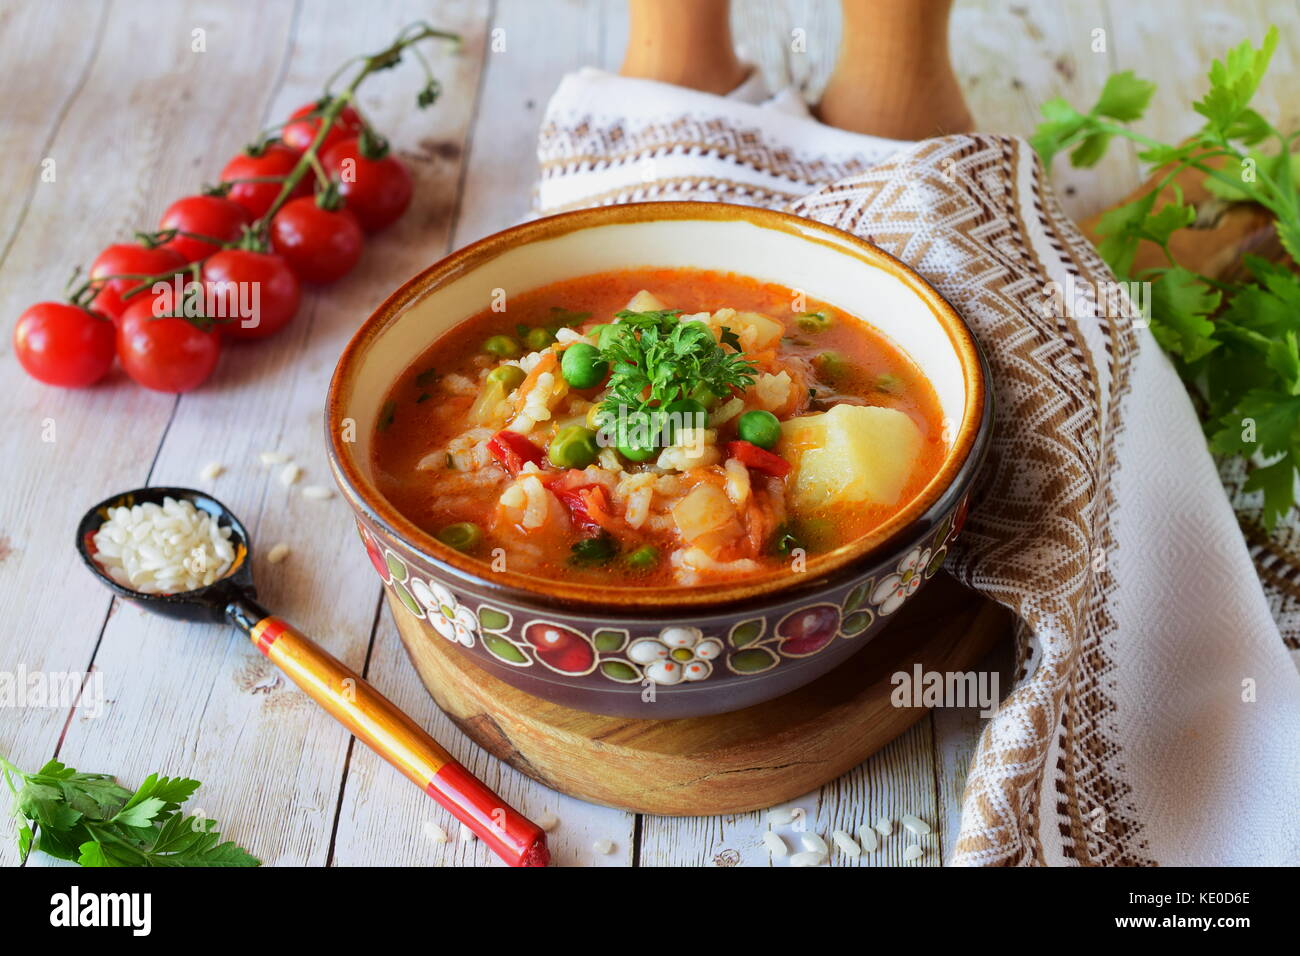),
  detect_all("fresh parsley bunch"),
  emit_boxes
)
[598,308,757,420]
[2,755,260,867]
[1032,25,1300,527]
